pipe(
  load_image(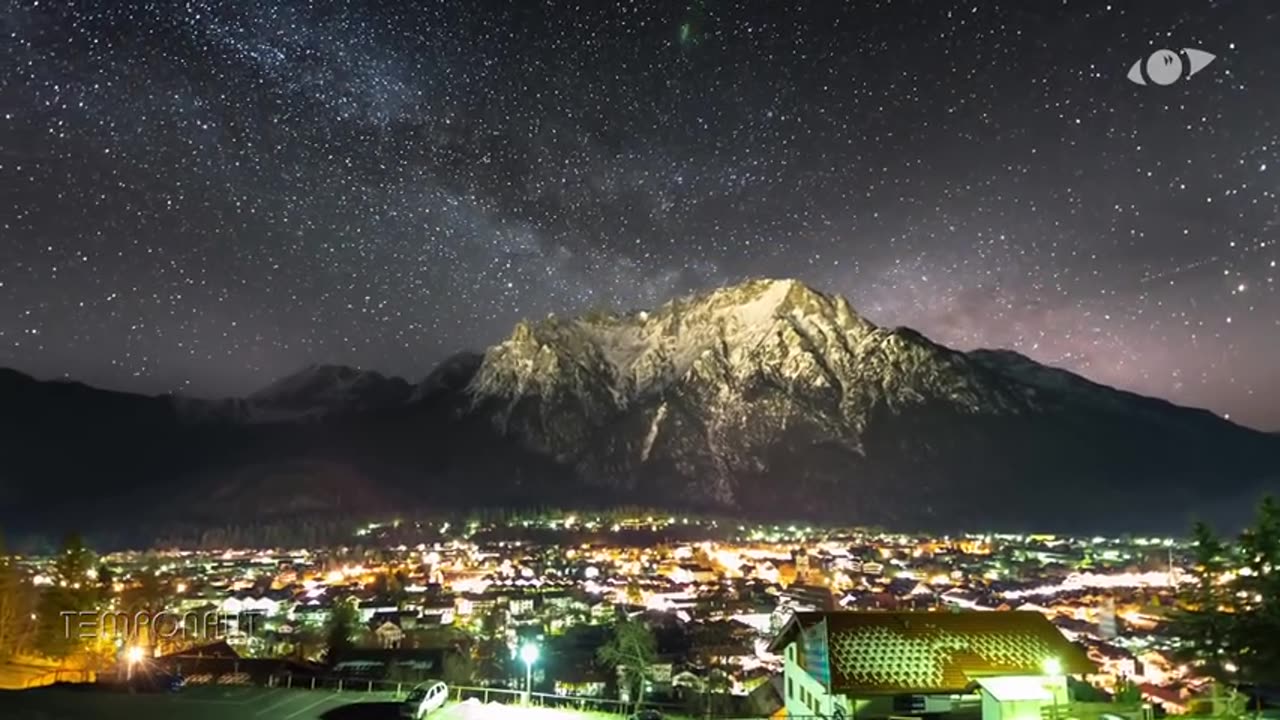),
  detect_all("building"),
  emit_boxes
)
[1084,641,1138,684]
[220,593,285,617]
[455,592,498,618]
[779,583,835,612]
[507,595,536,617]
[293,602,333,627]
[769,611,1094,720]
[374,621,405,649]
